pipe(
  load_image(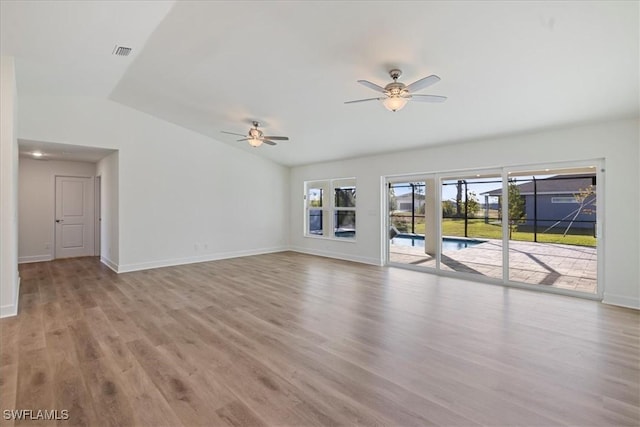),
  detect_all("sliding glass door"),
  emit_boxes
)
[385,161,601,297]
[506,166,598,294]
[439,172,503,280]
